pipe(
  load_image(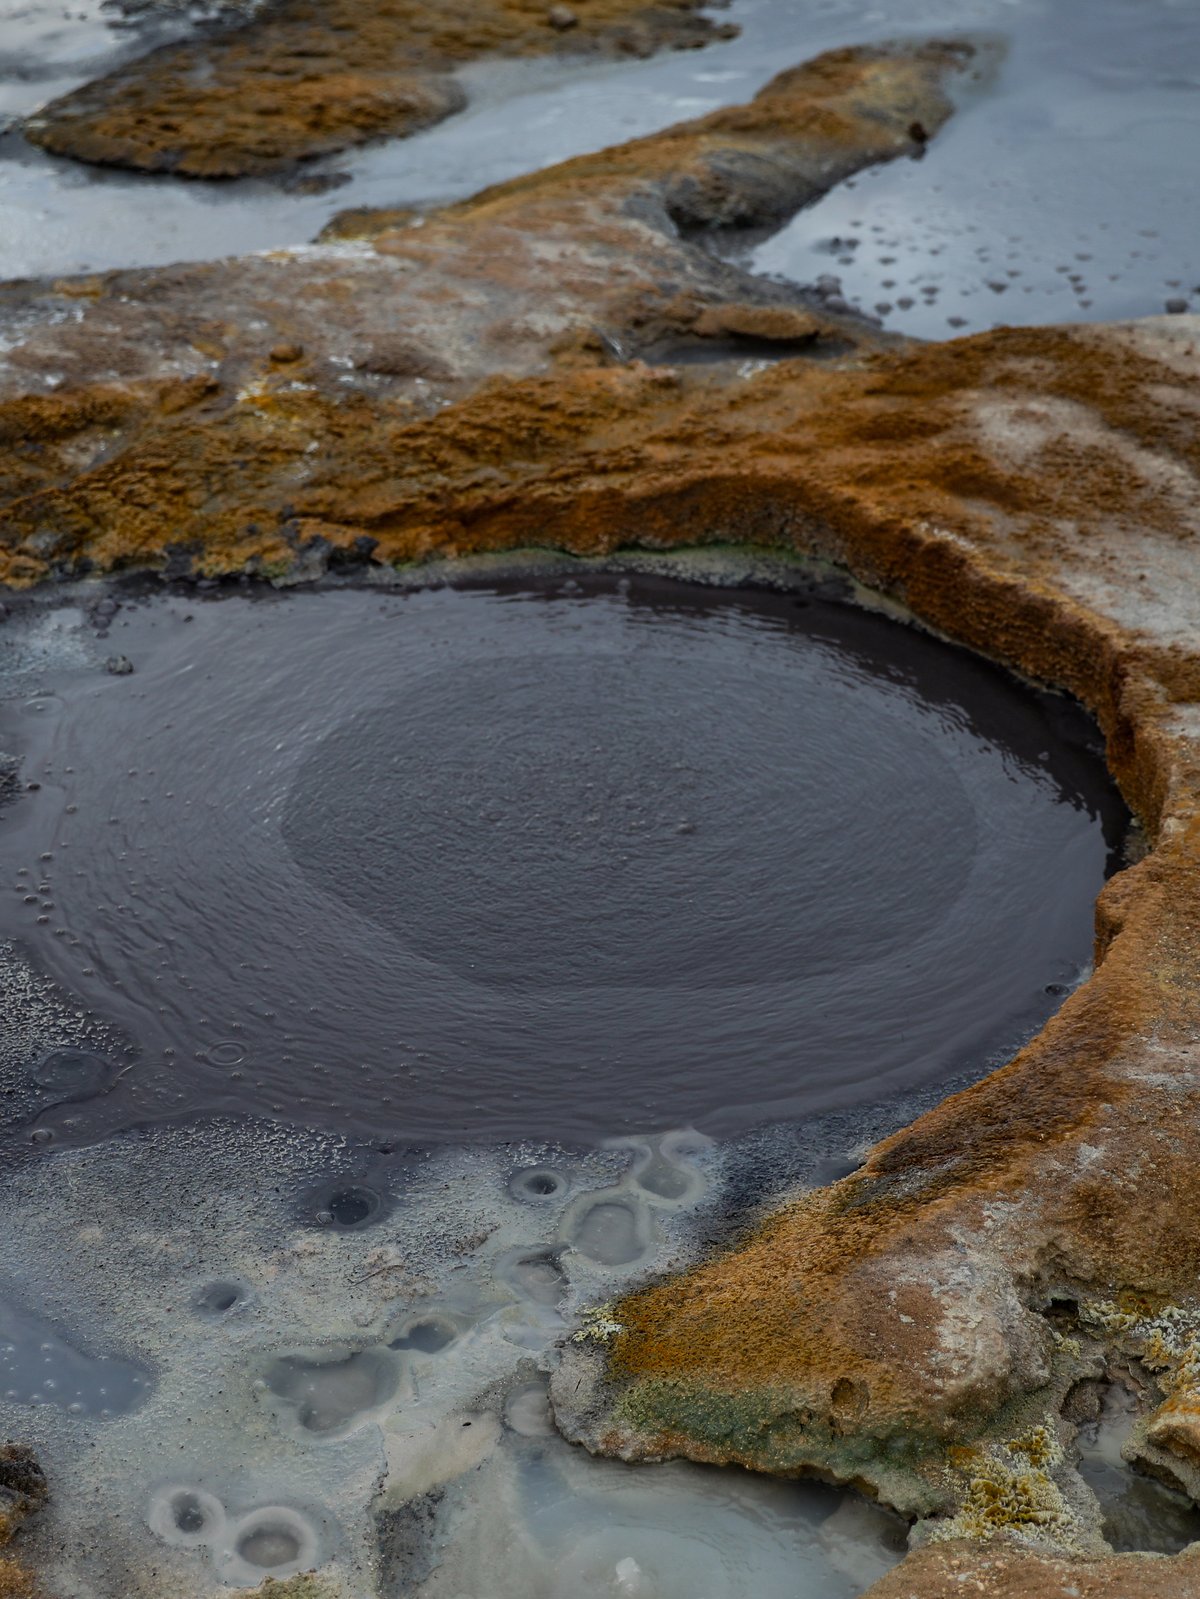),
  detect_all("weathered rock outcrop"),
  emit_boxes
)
[23,0,736,177]
[0,1445,47,1598]
[4,37,1200,1597]
[0,40,964,579]
[539,307,1200,1549]
[867,1542,1200,1598]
